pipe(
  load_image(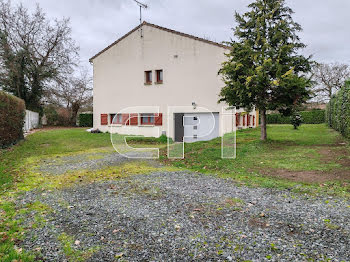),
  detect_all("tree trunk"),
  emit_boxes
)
[260,109,267,141]
[70,102,80,126]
